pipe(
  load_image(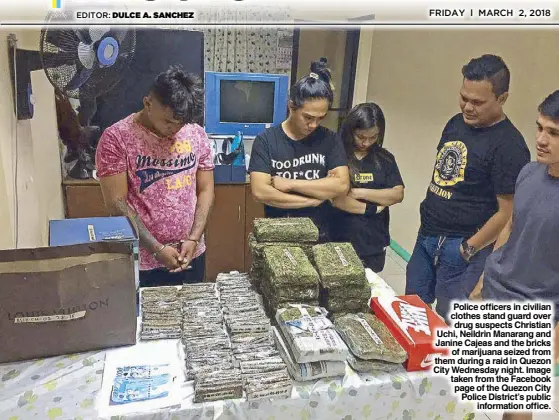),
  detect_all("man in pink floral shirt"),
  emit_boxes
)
[96,66,215,286]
